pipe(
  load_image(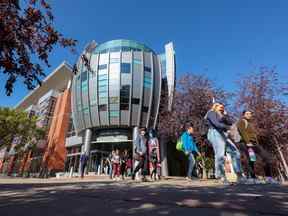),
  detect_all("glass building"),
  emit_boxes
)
[70,39,175,174]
